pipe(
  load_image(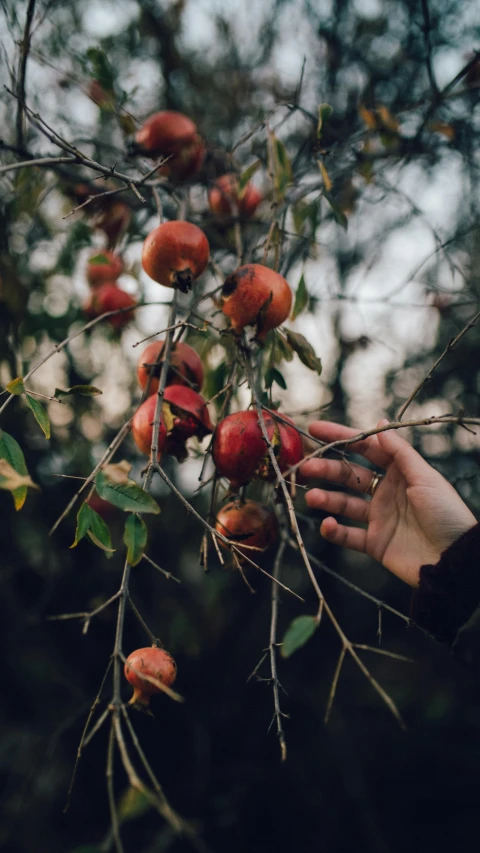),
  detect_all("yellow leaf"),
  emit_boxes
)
[103,460,132,484]
[318,160,332,193]
[0,459,39,492]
